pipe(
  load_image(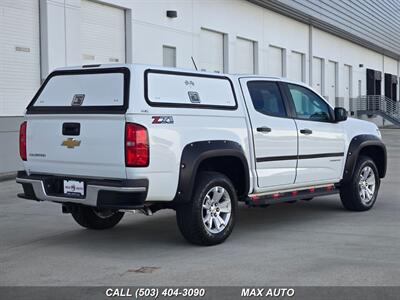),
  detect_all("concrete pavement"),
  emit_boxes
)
[1,129,399,286]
